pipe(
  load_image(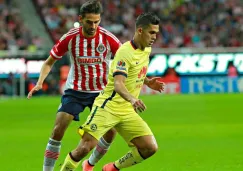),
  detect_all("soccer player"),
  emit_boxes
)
[60,12,164,171]
[27,1,121,171]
